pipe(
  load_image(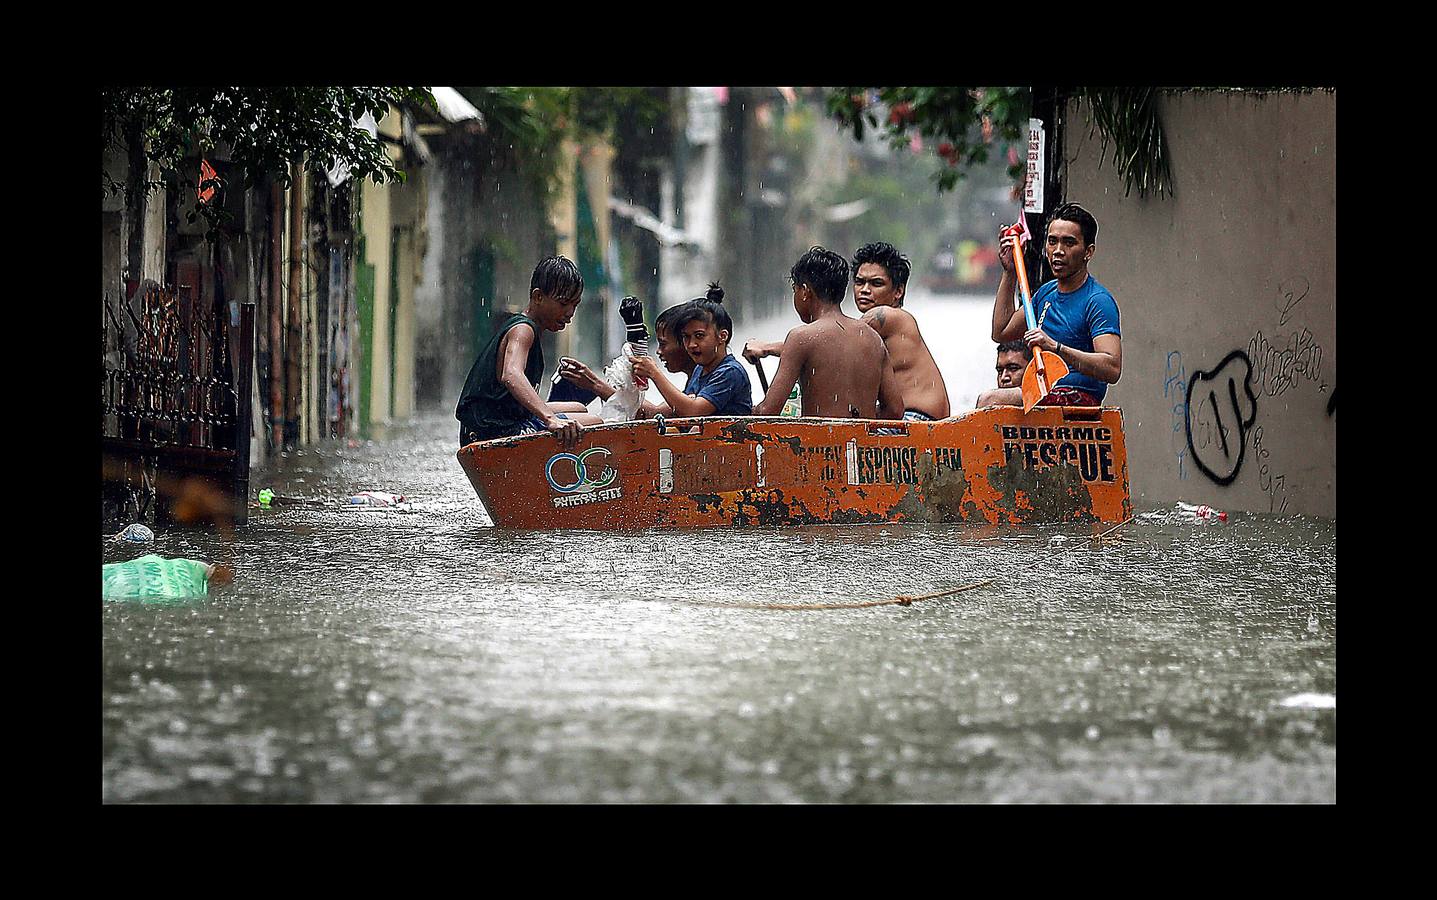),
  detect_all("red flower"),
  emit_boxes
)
[937,141,955,158]
[888,101,913,125]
